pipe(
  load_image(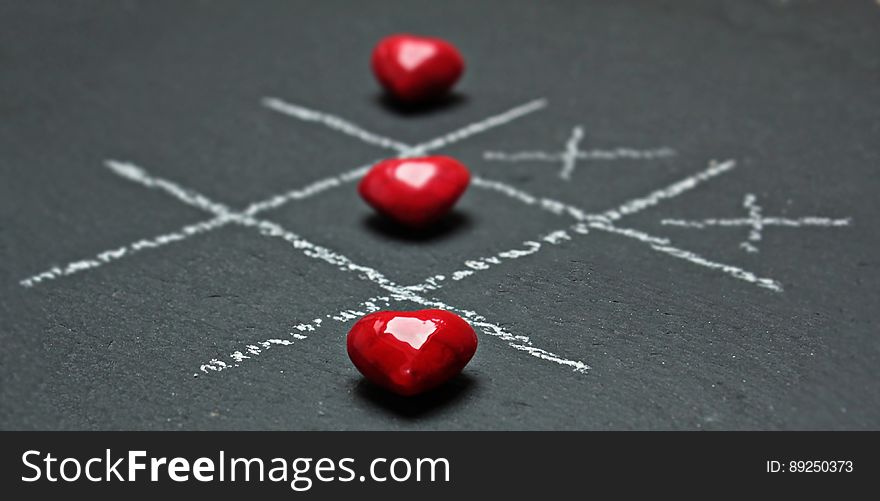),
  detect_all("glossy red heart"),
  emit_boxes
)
[358,155,471,227]
[347,309,478,396]
[371,34,465,102]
